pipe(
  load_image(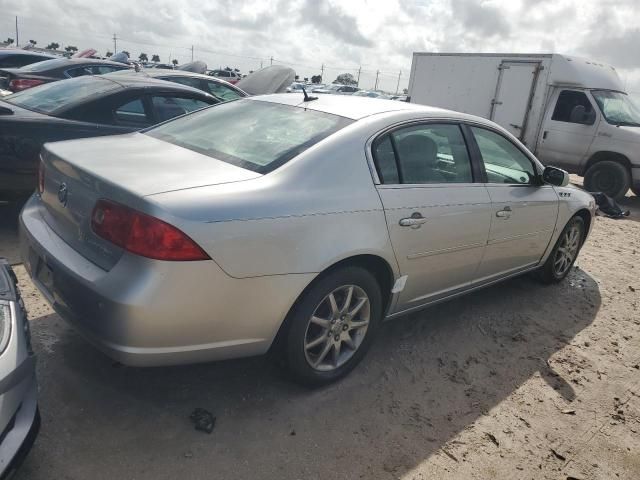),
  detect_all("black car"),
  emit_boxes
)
[0,57,131,93]
[0,75,219,197]
[0,49,56,69]
[107,68,247,101]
